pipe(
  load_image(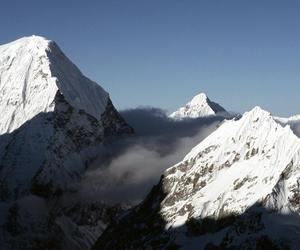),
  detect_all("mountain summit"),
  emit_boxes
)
[95,106,300,249]
[169,92,227,120]
[0,36,132,200]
